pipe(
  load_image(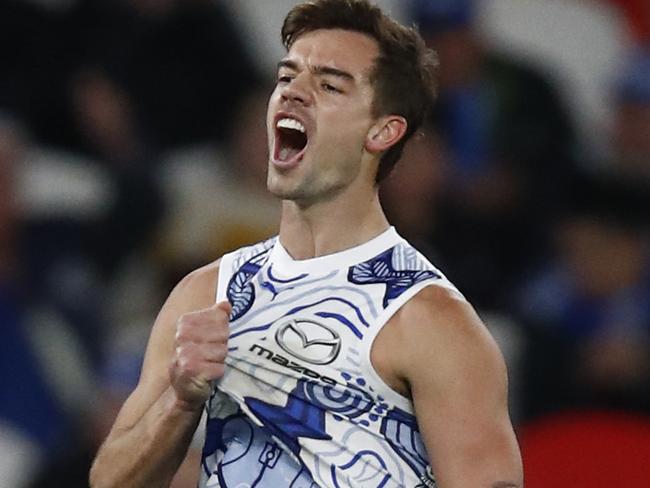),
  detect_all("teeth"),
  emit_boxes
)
[280,148,290,160]
[277,117,305,133]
